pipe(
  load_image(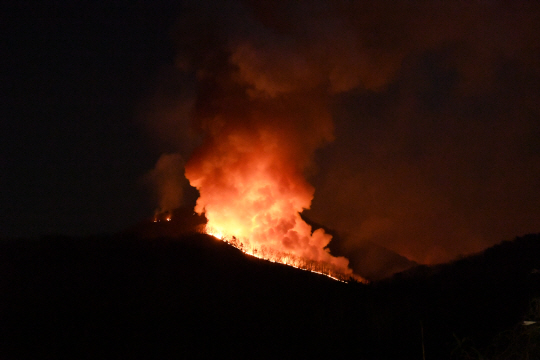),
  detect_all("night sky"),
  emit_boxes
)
[2,1,539,267]
[2,1,183,237]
